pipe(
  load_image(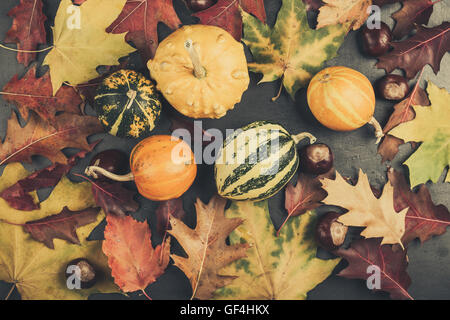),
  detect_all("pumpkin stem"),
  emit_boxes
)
[184,39,206,79]
[368,117,384,144]
[292,132,317,145]
[84,166,134,182]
